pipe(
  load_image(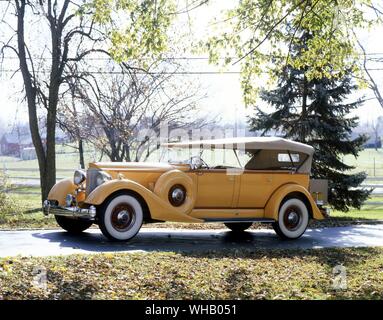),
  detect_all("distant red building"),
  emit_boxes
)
[0,132,33,157]
[0,135,19,155]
